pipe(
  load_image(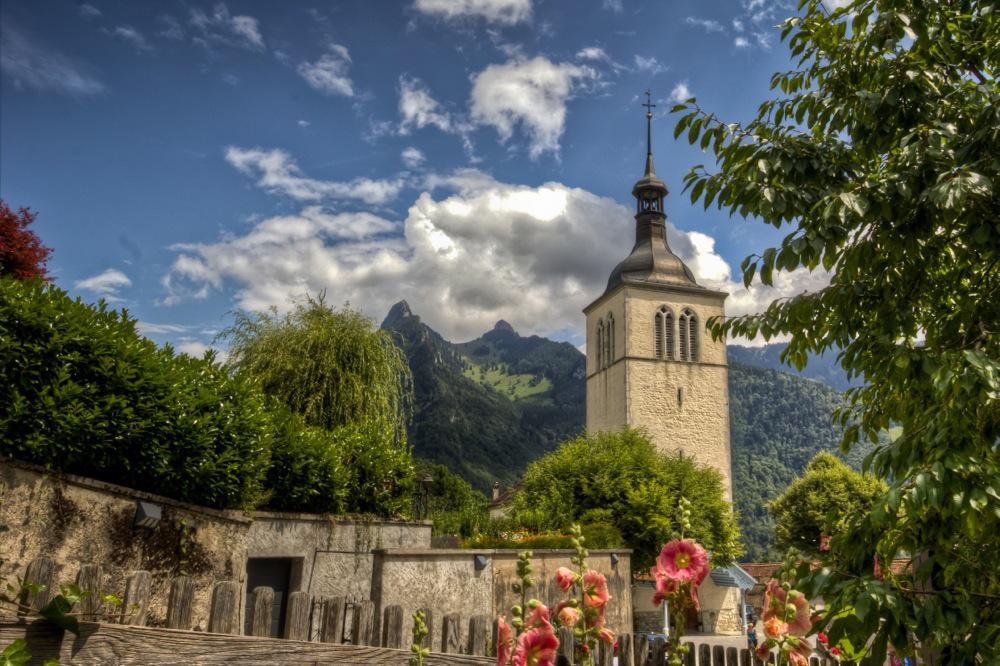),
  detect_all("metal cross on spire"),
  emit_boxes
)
[642,90,656,157]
